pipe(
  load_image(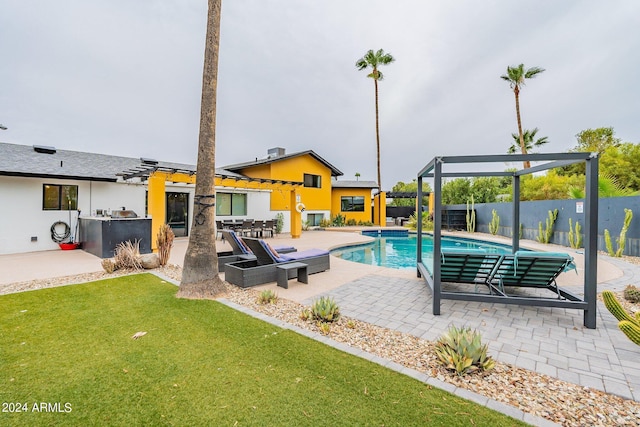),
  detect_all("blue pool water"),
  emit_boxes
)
[331,234,515,270]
